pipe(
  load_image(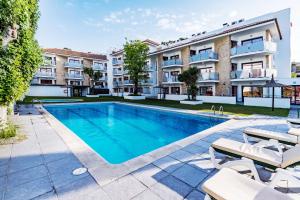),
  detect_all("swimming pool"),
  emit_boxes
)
[44,103,226,164]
